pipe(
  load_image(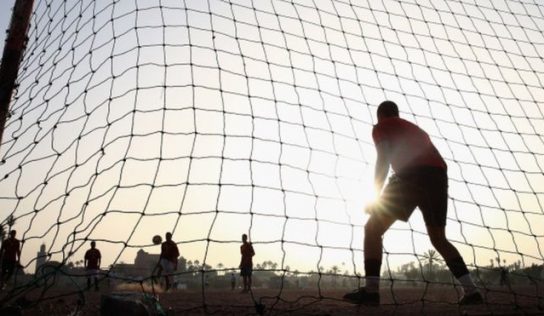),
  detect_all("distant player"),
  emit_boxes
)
[343,101,482,305]
[159,232,179,291]
[239,234,255,293]
[0,230,21,289]
[84,241,101,291]
[230,272,236,290]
